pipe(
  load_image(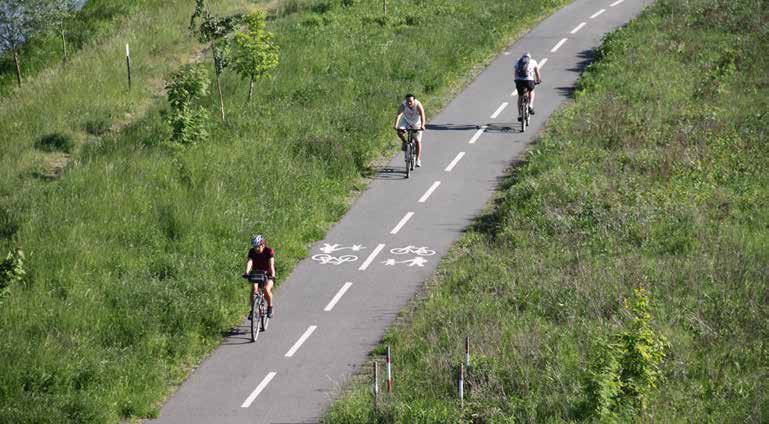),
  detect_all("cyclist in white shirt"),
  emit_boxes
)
[513,52,542,118]
[393,94,426,167]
